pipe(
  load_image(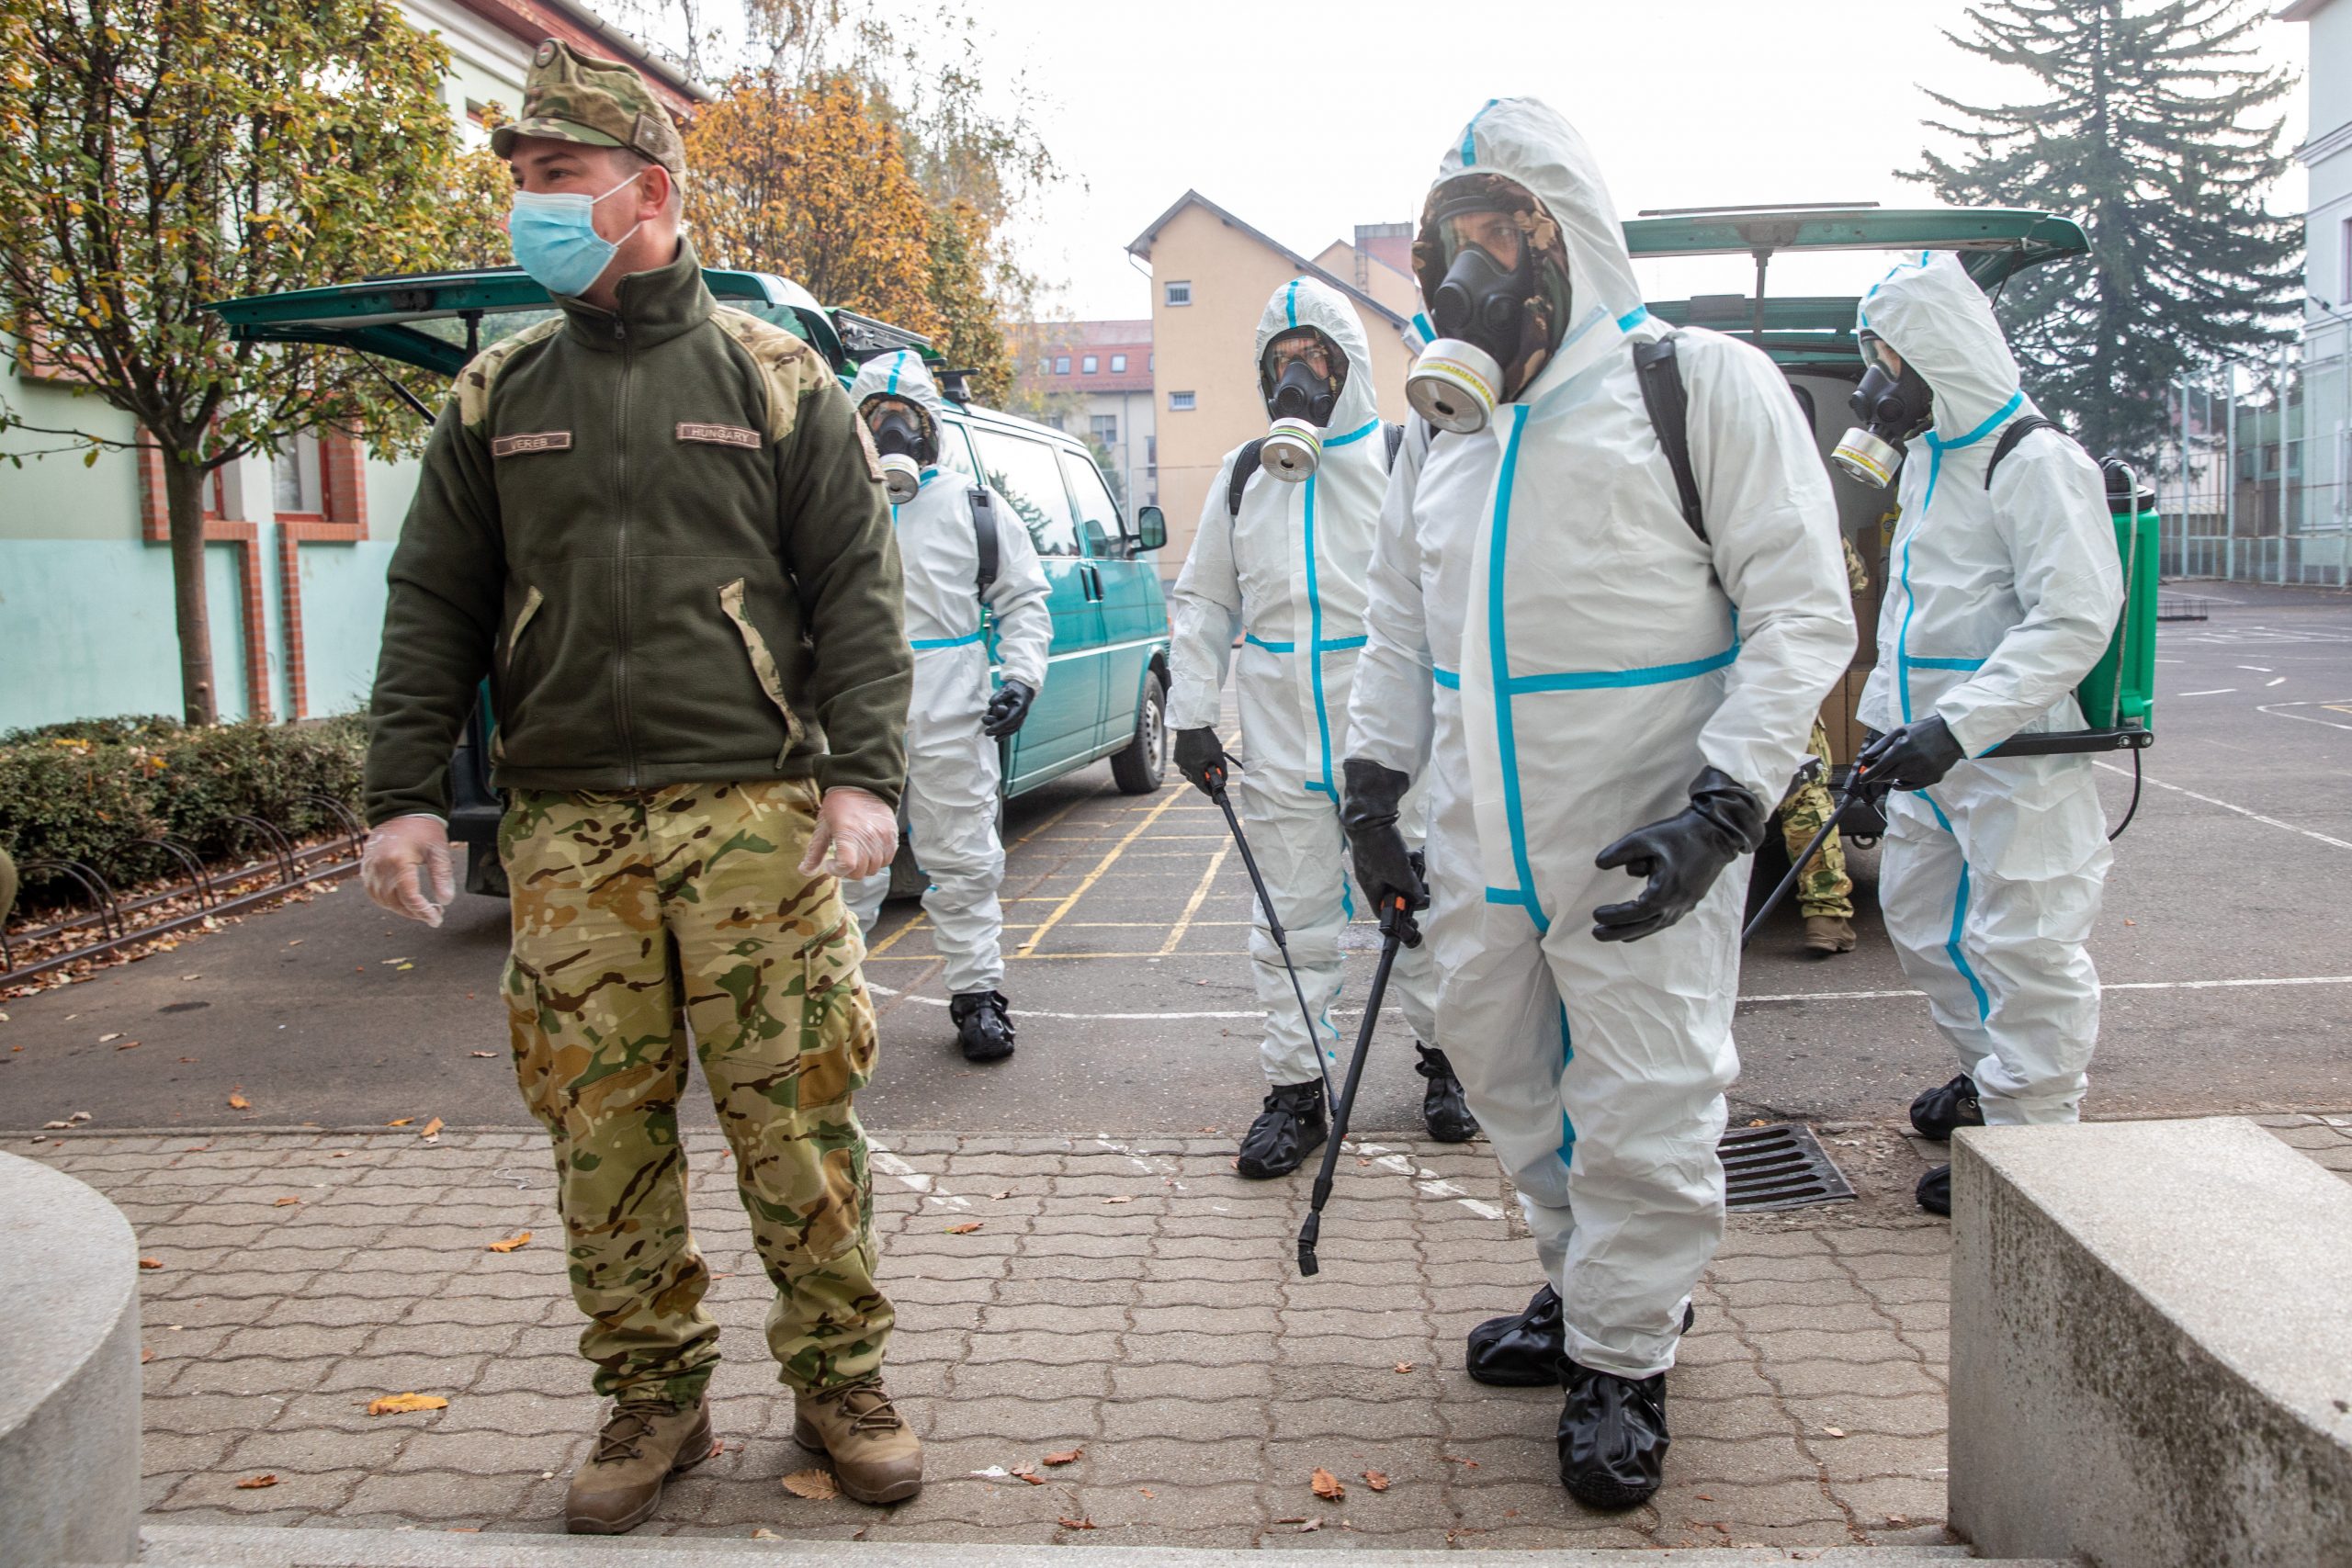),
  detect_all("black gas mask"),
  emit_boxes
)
[865,400,932,503]
[1269,358,1338,427]
[1832,342,1934,489]
[1430,240,1533,372]
[1258,332,1346,482]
